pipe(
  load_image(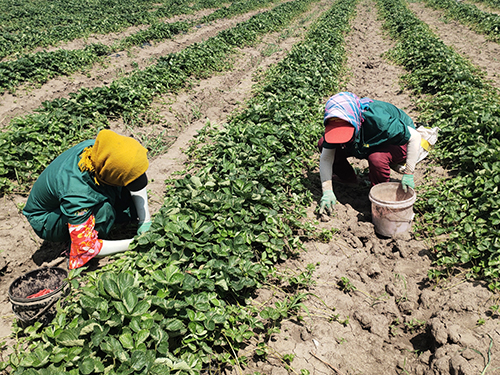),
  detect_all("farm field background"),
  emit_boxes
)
[0,0,499,373]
